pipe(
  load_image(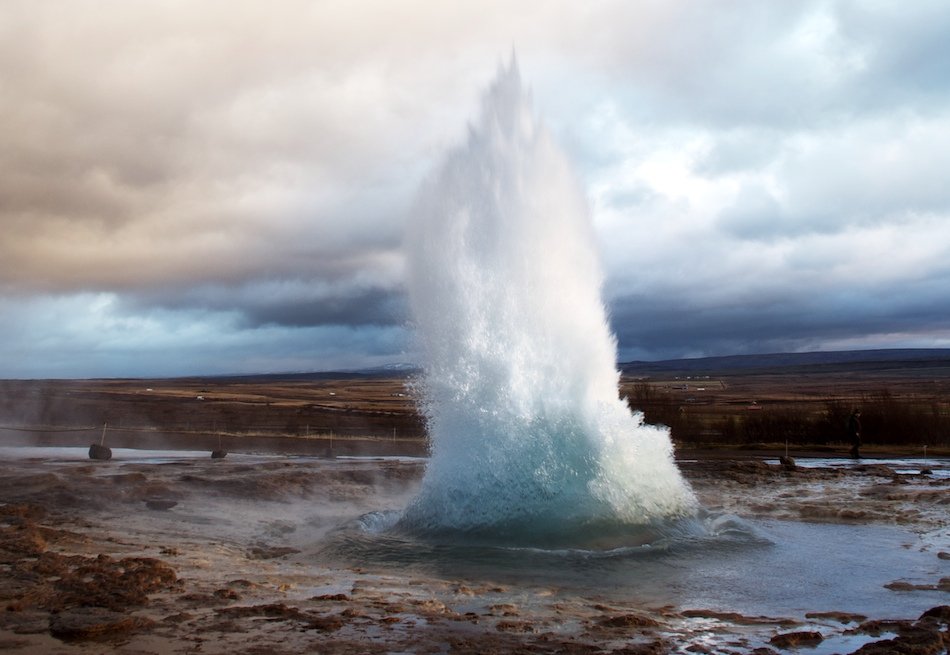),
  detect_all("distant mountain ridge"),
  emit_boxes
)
[619,348,950,375]
[193,348,950,381]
